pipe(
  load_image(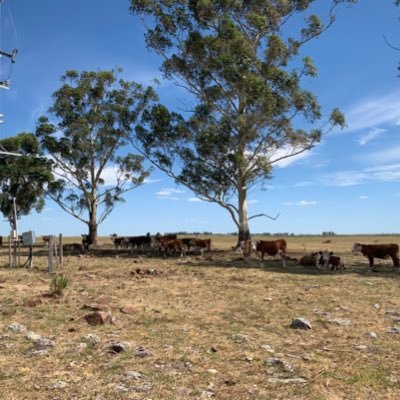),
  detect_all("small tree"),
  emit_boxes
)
[0,133,53,230]
[36,69,157,245]
[130,0,352,243]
